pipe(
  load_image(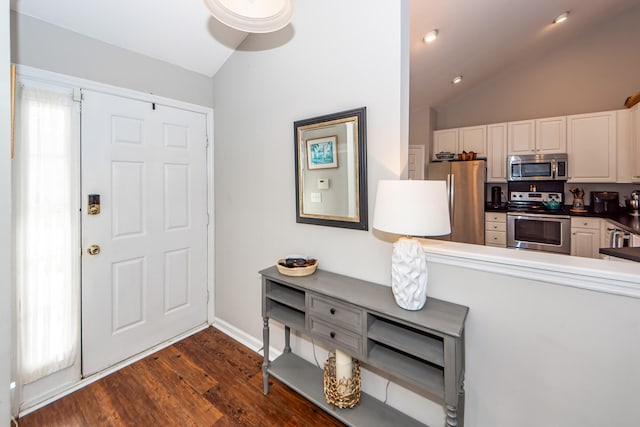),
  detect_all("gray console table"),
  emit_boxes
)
[260,266,468,427]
